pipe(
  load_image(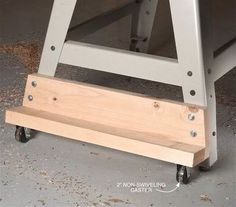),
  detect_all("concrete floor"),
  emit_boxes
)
[0,0,236,206]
